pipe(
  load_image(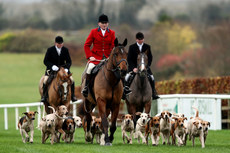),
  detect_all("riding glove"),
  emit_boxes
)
[52,65,59,71]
